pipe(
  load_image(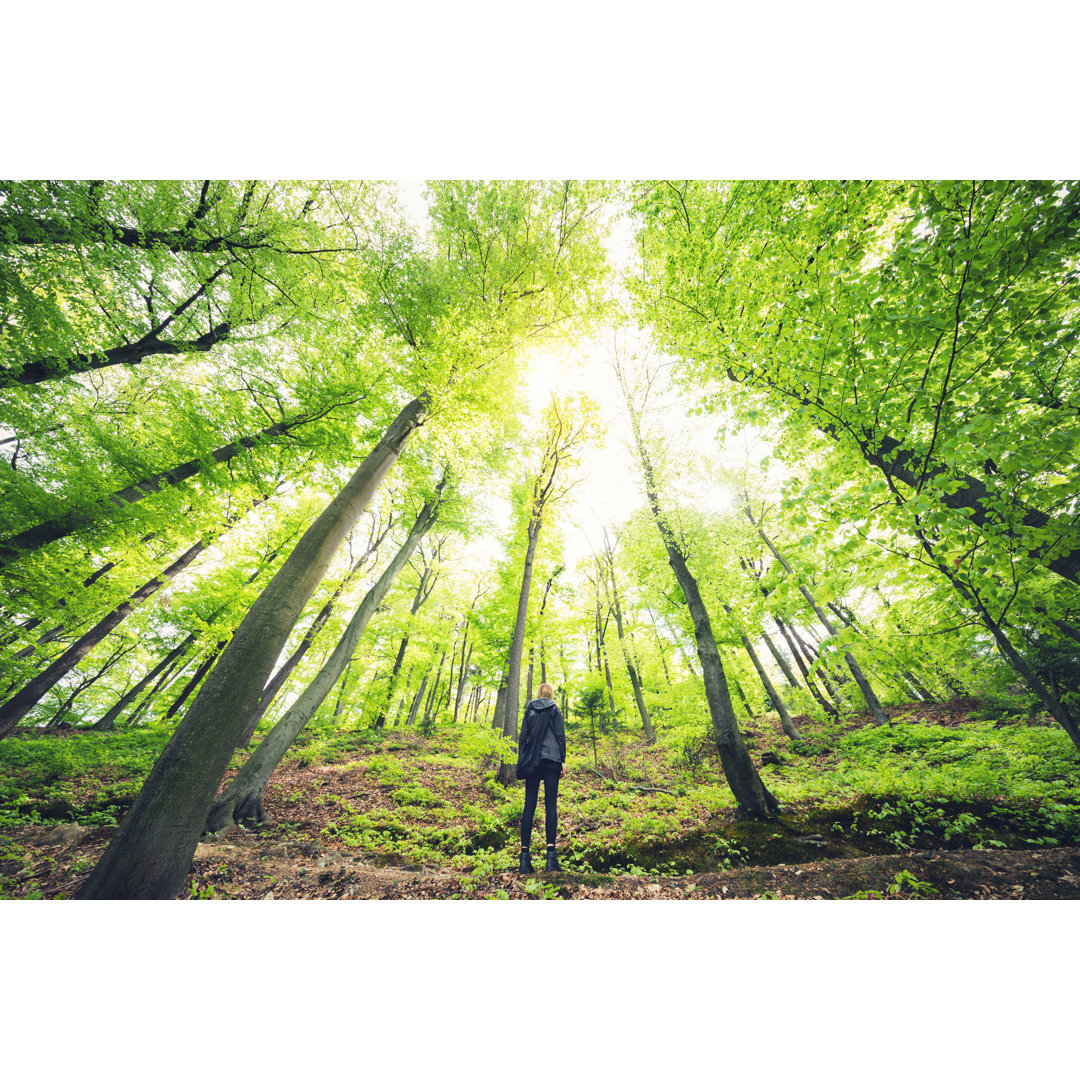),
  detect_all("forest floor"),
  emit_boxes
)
[3,696,1080,900]
[4,820,1080,900]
